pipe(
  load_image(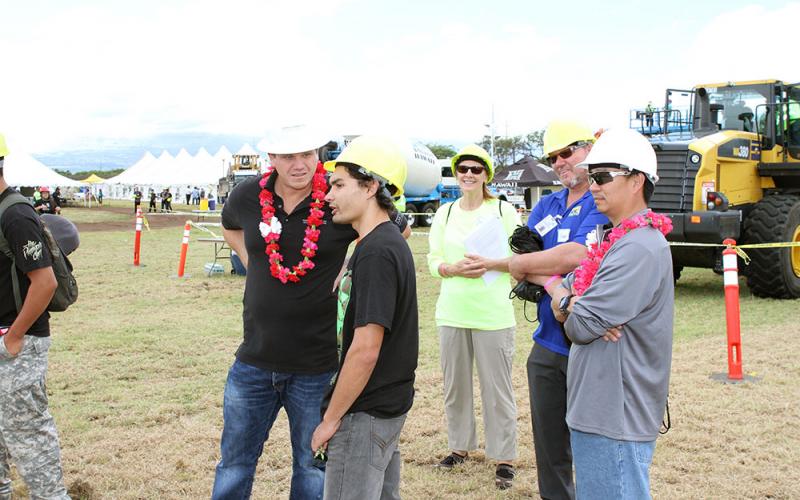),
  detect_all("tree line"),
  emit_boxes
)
[426,129,545,168]
[55,168,125,180]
